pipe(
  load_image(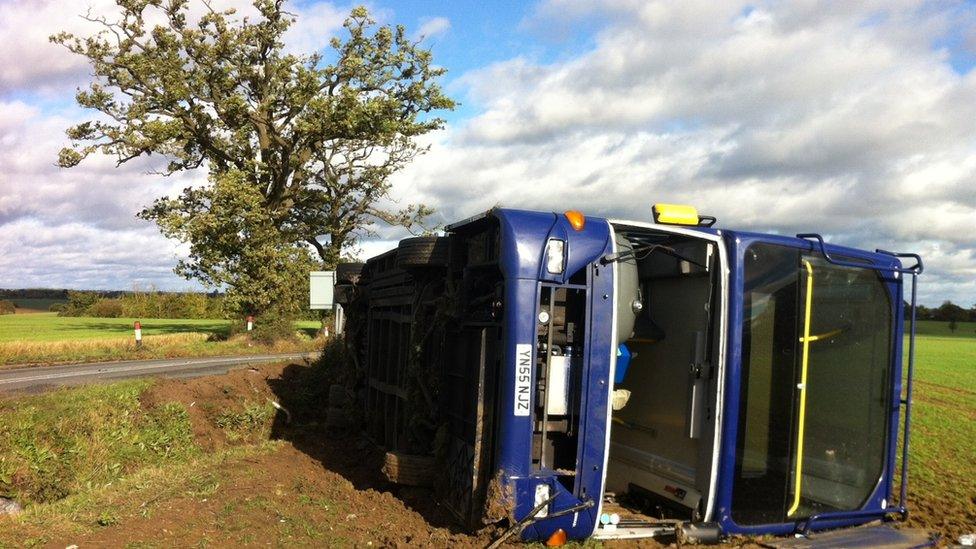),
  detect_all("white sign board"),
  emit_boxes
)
[309,271,335,310]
